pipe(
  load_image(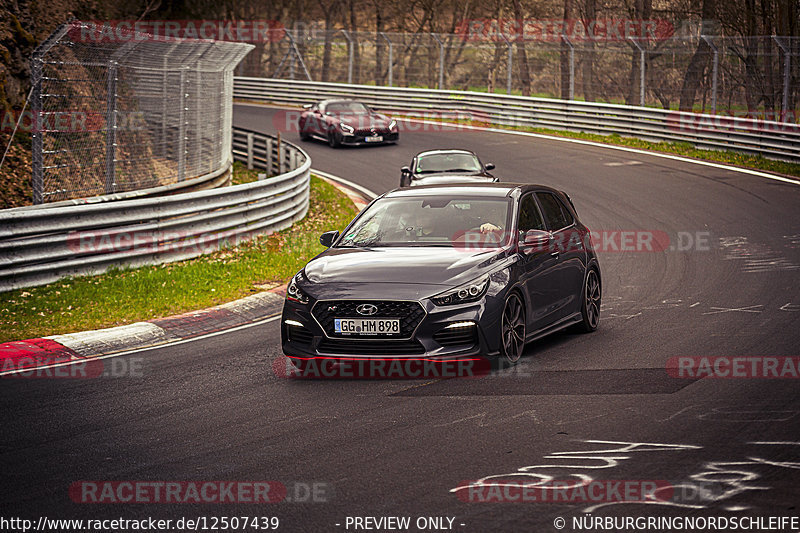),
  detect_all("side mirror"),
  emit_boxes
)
[521,230,551,254]
[401,166,411,175]
[320,230,340,248]
[484,162,495,171]
[302,103,312,109]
